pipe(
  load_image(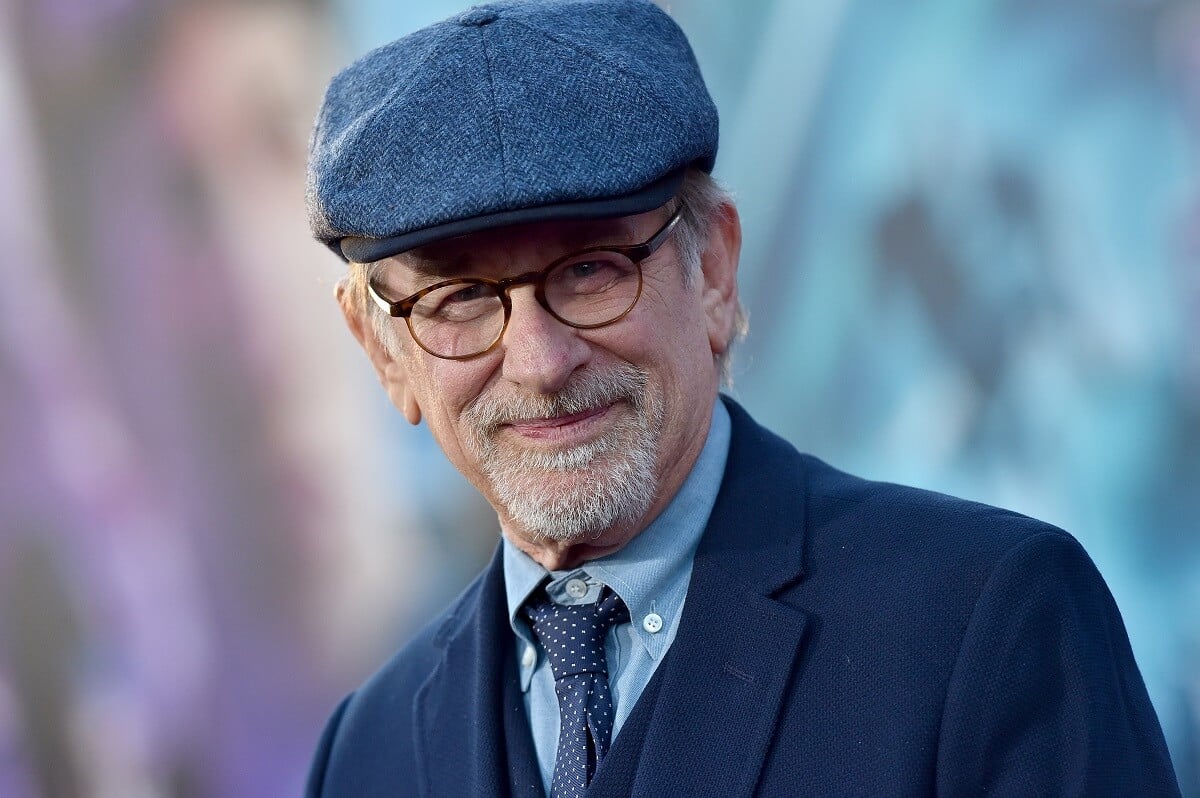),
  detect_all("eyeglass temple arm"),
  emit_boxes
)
[628,208,684,261]
[366,281,406,317]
